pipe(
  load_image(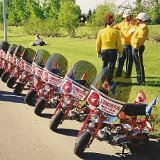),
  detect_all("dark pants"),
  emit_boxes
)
[132,45,145,83]
[101,49,117,83]
[116,45,133,77]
